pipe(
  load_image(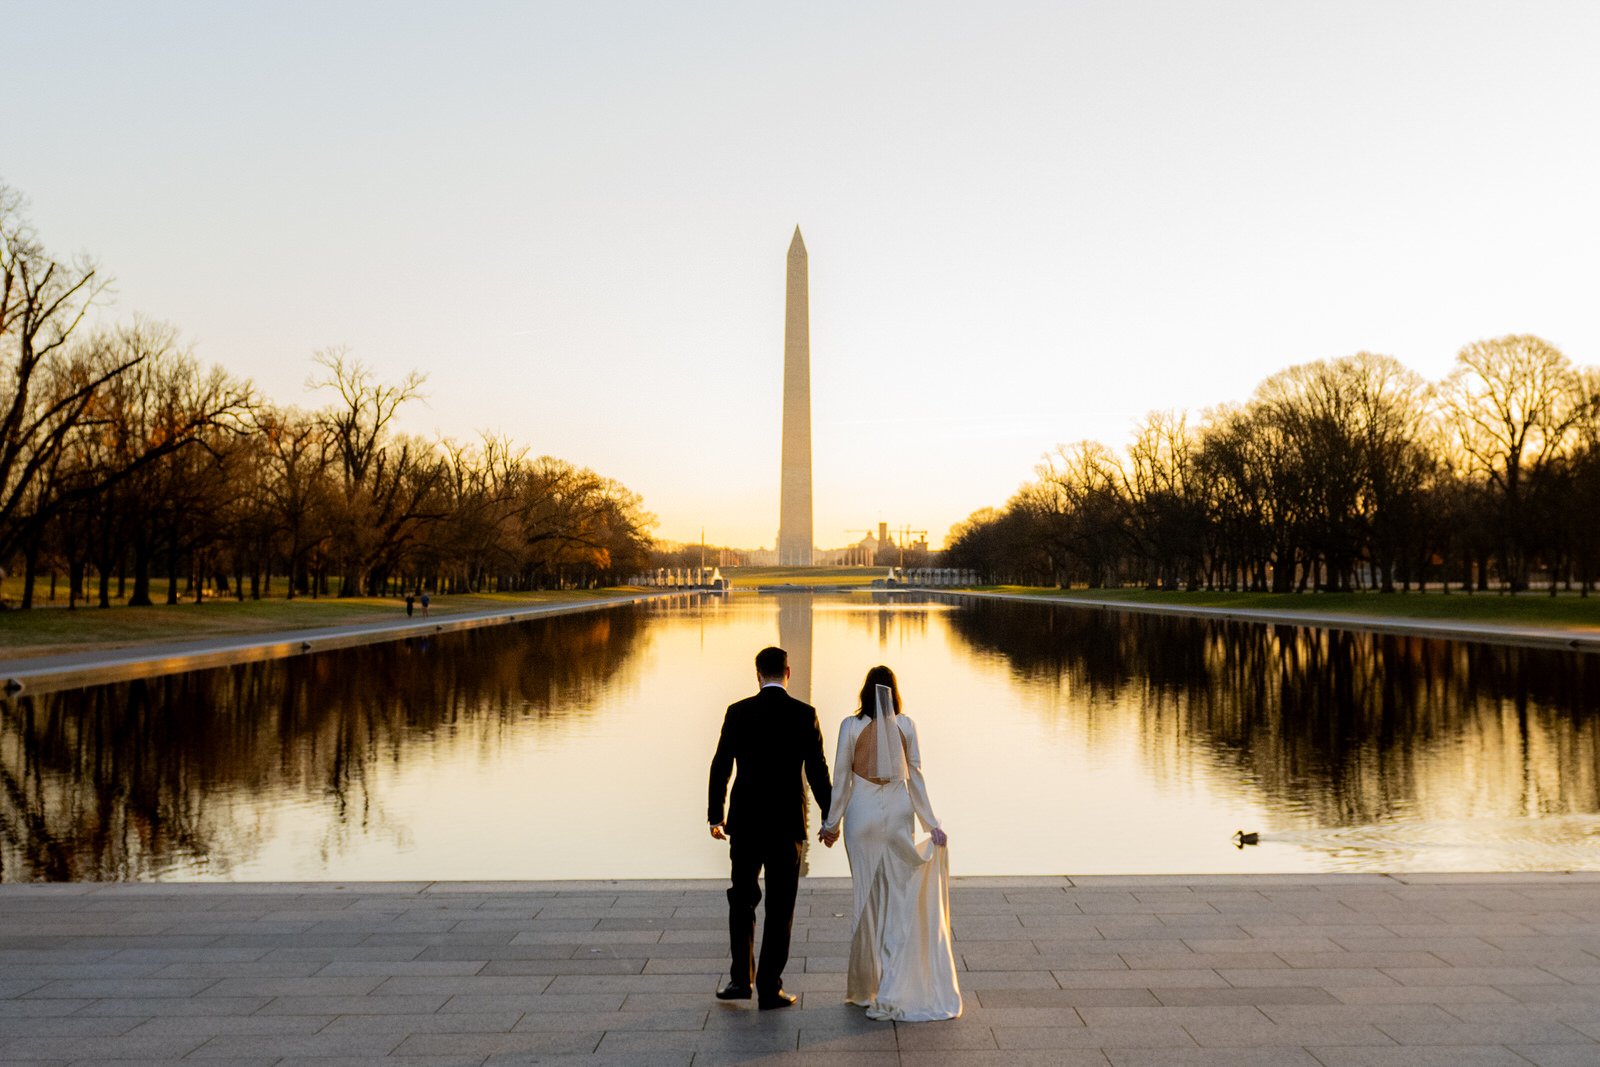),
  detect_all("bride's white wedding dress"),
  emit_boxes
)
[820,689,962,1022]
